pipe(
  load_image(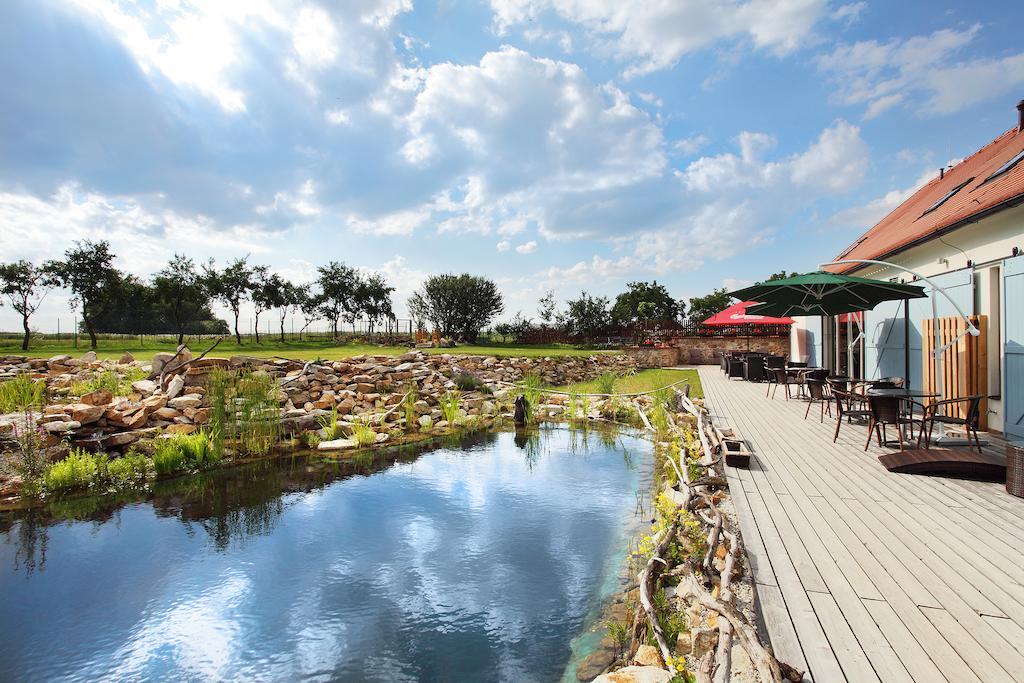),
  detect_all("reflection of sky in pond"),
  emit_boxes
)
[0,428,649,682]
